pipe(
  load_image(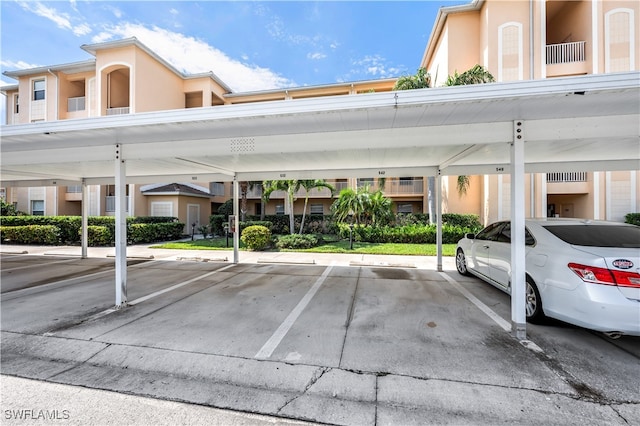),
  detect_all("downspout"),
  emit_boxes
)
[529,0,534,79]
[47,69,58,120]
